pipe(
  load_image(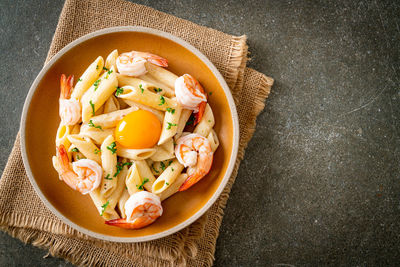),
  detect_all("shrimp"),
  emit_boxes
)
[56,144,102,195]
[175,74,207,125]
[175,133,213,191]
[105,191,163,229]
[59,74,81,125]
[116,51,168,77]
